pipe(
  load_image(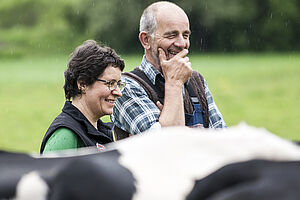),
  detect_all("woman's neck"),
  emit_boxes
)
[71,98,98,129]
